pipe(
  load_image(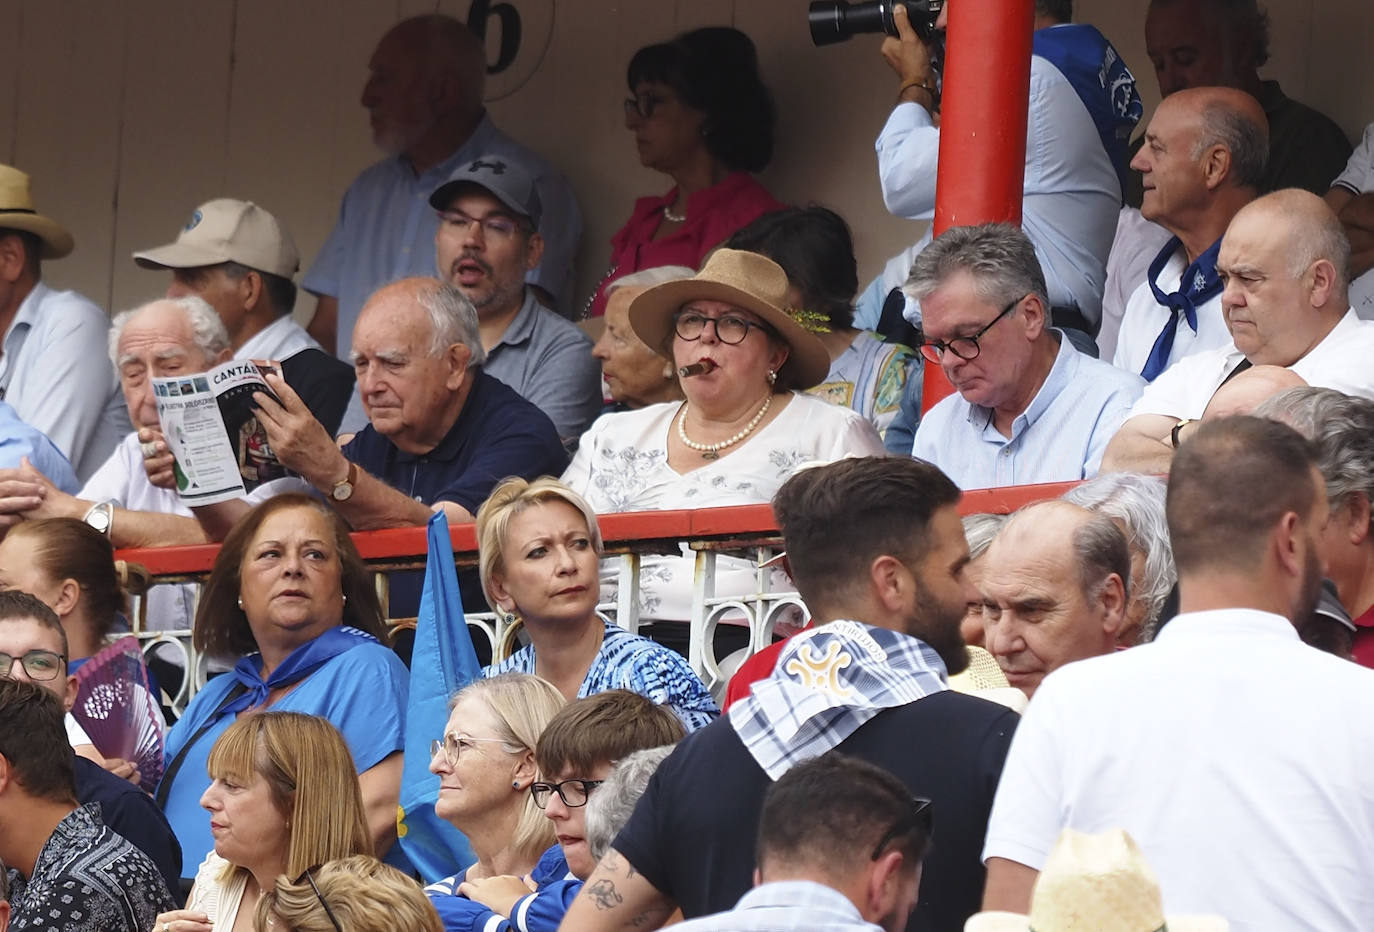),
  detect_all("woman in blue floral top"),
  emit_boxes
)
[476,477,717,730]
